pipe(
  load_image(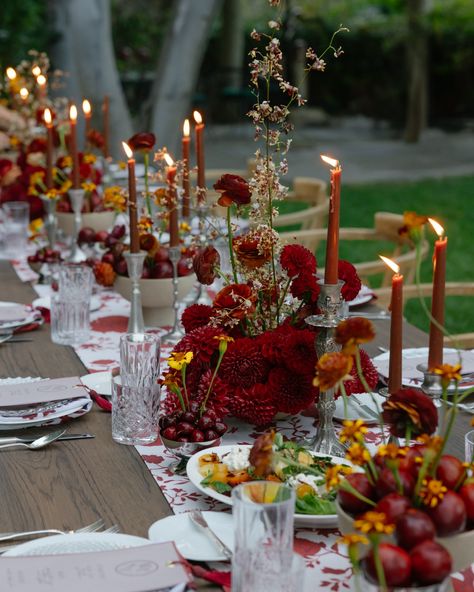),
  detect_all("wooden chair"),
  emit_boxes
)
[374,282,474,349]
[280,212,430,288]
